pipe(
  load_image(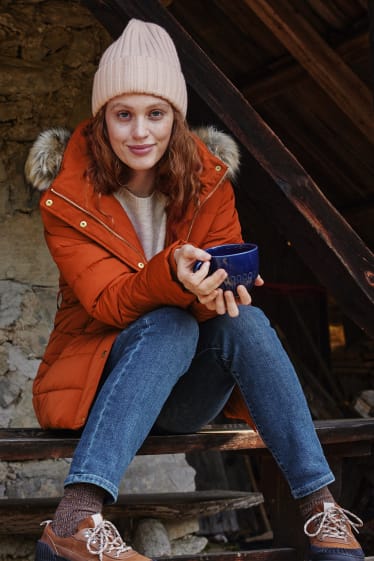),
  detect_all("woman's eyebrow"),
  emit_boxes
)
[110,101,170,111]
